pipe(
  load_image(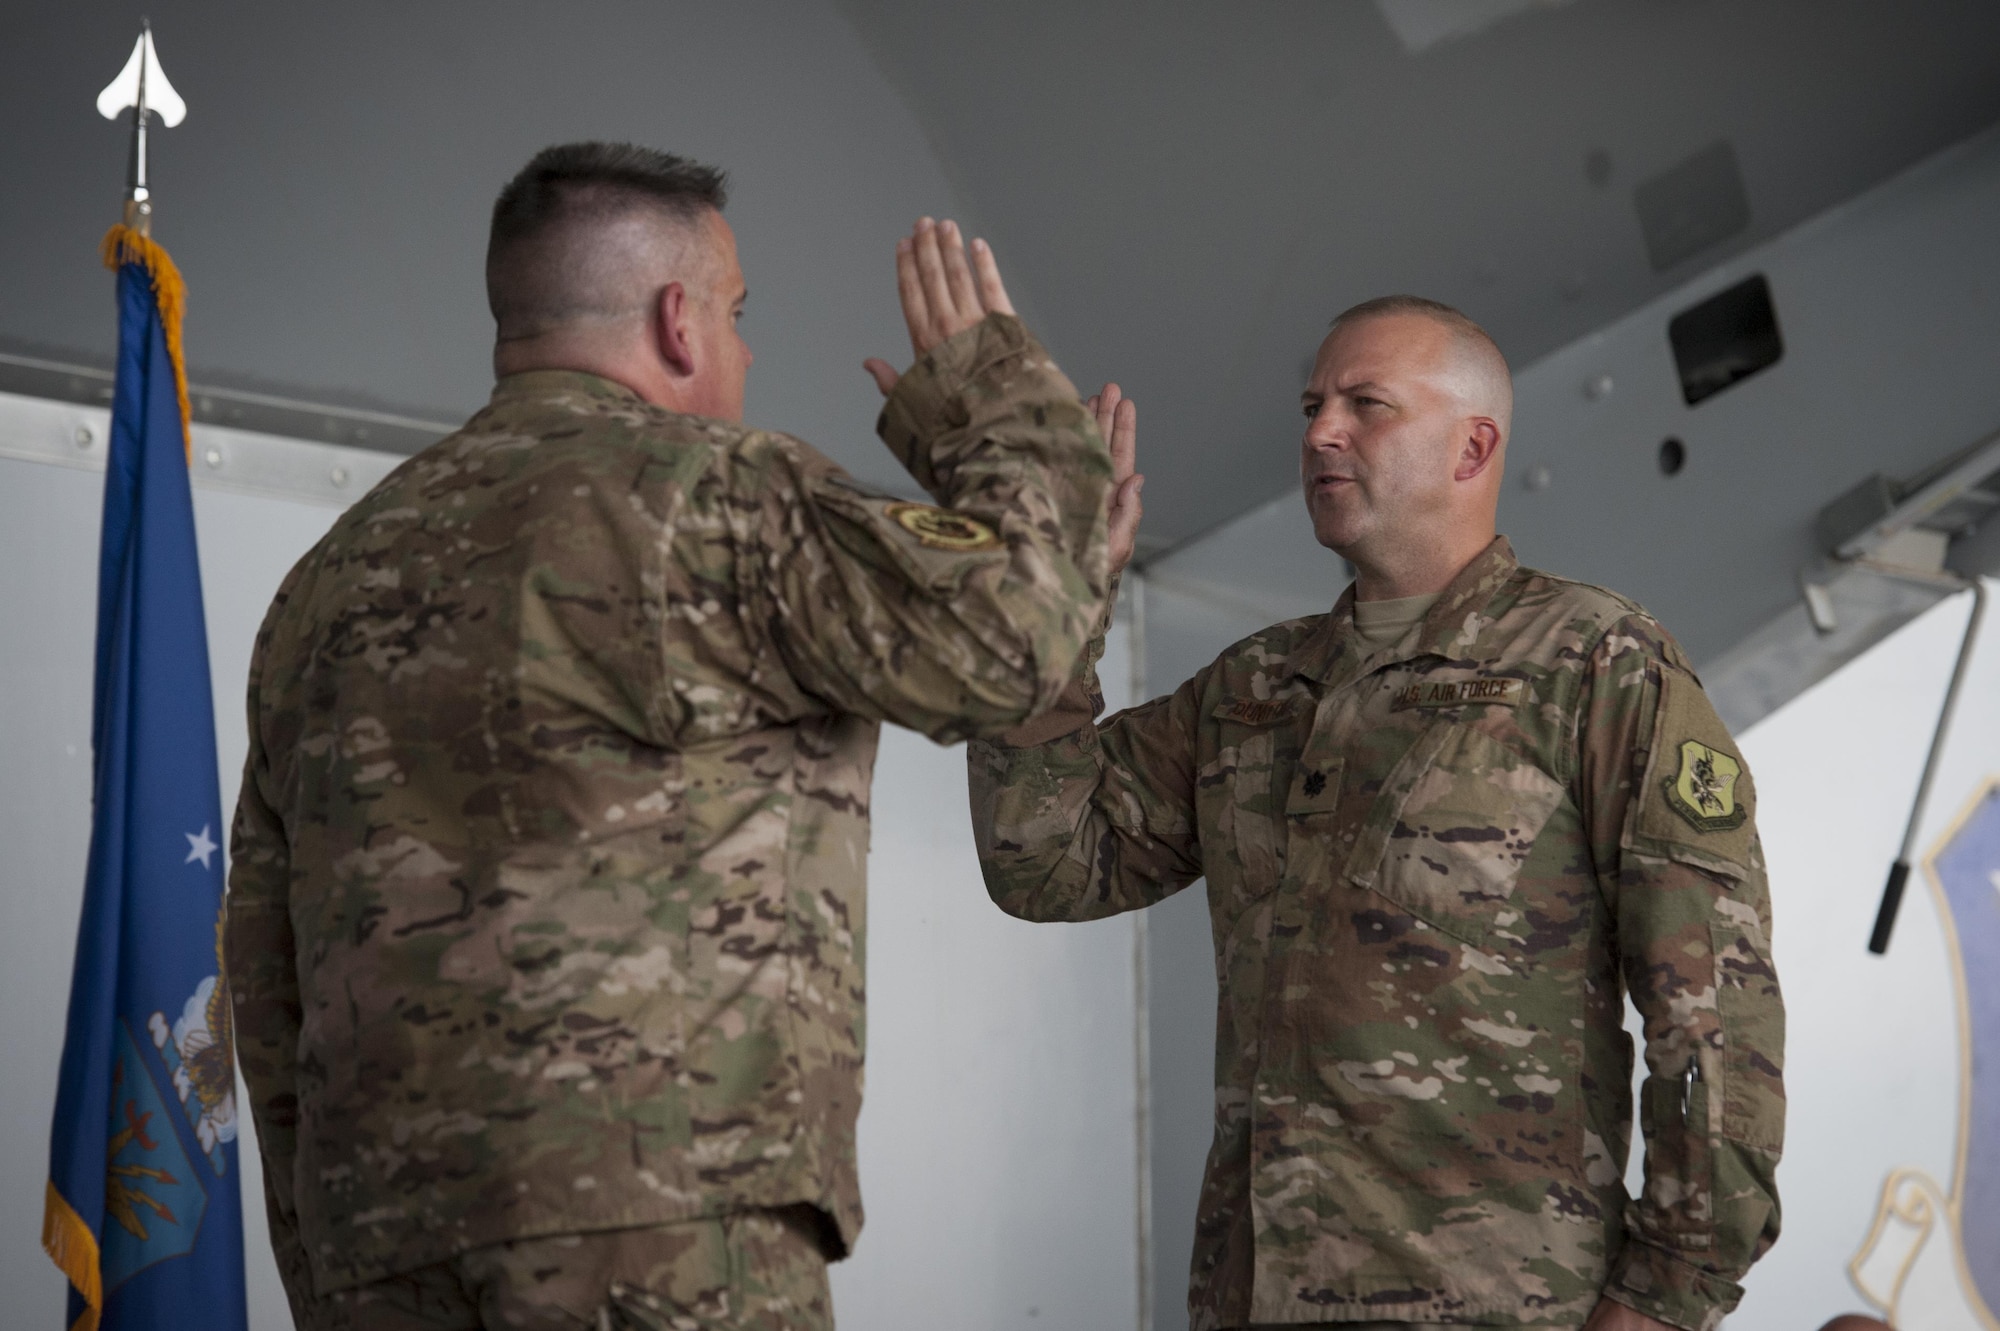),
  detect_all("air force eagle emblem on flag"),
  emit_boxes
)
[145,909,239,1175]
